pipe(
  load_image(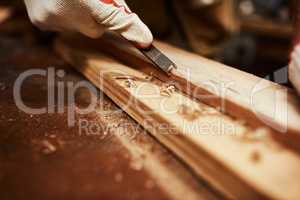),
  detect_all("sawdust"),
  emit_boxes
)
[114,75,137,88]
[41,140,57,154]
[130,157,144,171]
[145,179,155,189]
[144,75,153,82]
[177,103,234,123]
[0,82,7,91]
[124,79,137,88]
[145,72,155,82]
[115,75,136,80]
[49,134,56,139]
[114,172,123,183]
[235,128,281,151]
[236,119,247,126]
[200,106,220,115]
[177,104,201,121]
[250,150,261,163]
[236,128,268,142]
[57,139,66,148]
